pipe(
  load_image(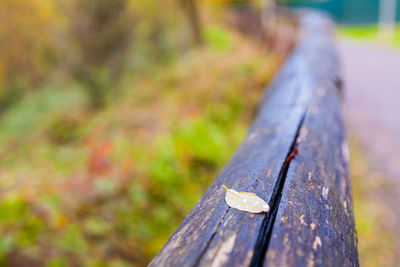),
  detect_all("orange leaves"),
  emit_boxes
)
[52,213,69,230]
[88,141,113,175]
